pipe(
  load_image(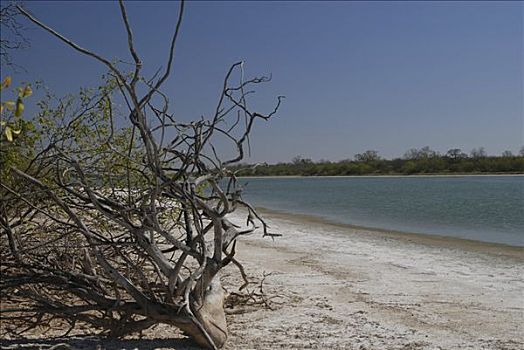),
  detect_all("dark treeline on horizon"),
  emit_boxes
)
[233,147,524,176]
